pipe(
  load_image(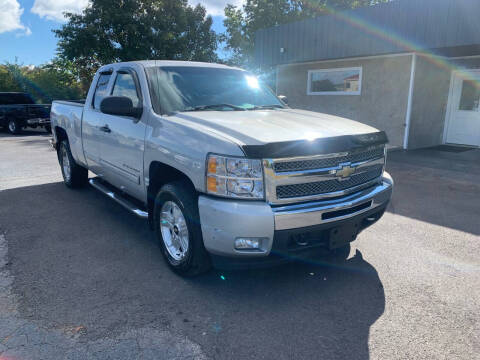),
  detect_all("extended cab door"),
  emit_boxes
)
[82,70,113,175]
[98,67,147,200]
